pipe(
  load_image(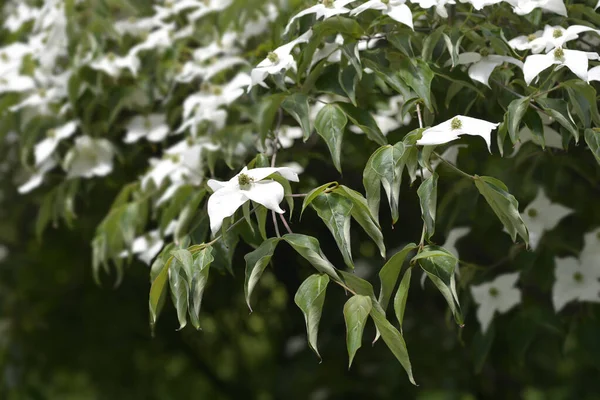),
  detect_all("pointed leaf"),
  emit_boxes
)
[281,93,312,141]
[283,233,339,280]
[506,96,530,145]
[301,182,338,218]
[564,80,600,128]
[311,193,354,269]
[378,243,417,312]
[188,246,214,329]
[393,267,412,333]
[417,172,438,240]
[397,58,434,112]
[339,64,358,106]
[474,175,529,245]
[344,295,372,368]
[336,102,387,146]
[244,238,281,311]
[168,258,190,330]
[585,128,600,165]
[315,104,348,173]
[536,98,578,143]
[149,258,170,327]
[295,274,330,359]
